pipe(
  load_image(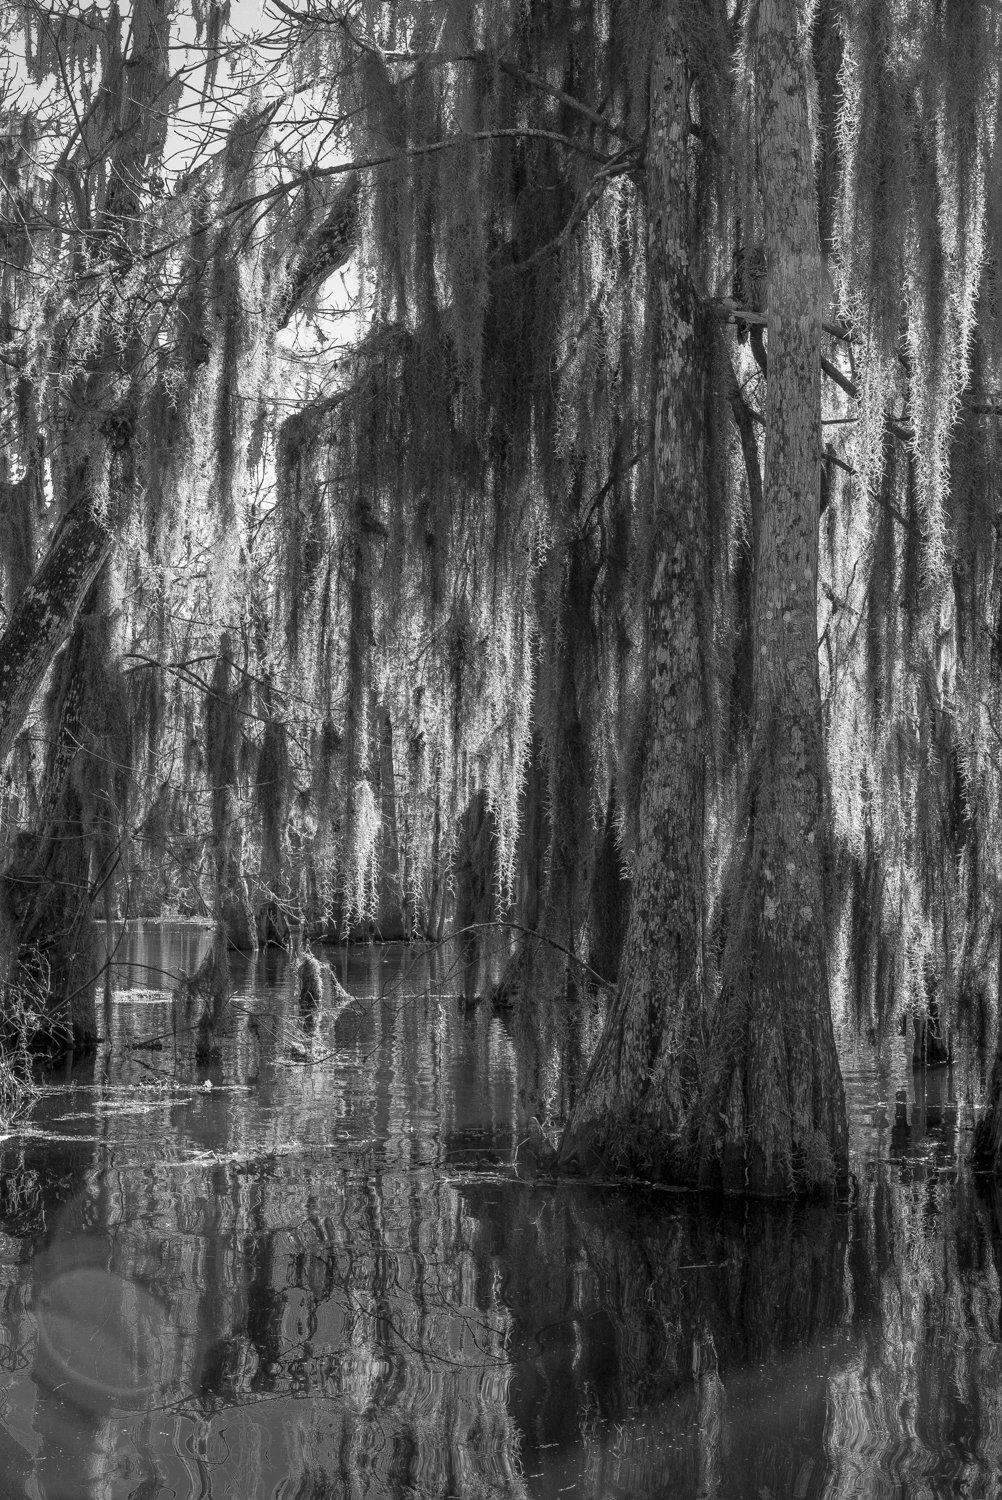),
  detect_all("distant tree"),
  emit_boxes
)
[0,1,359,1043]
